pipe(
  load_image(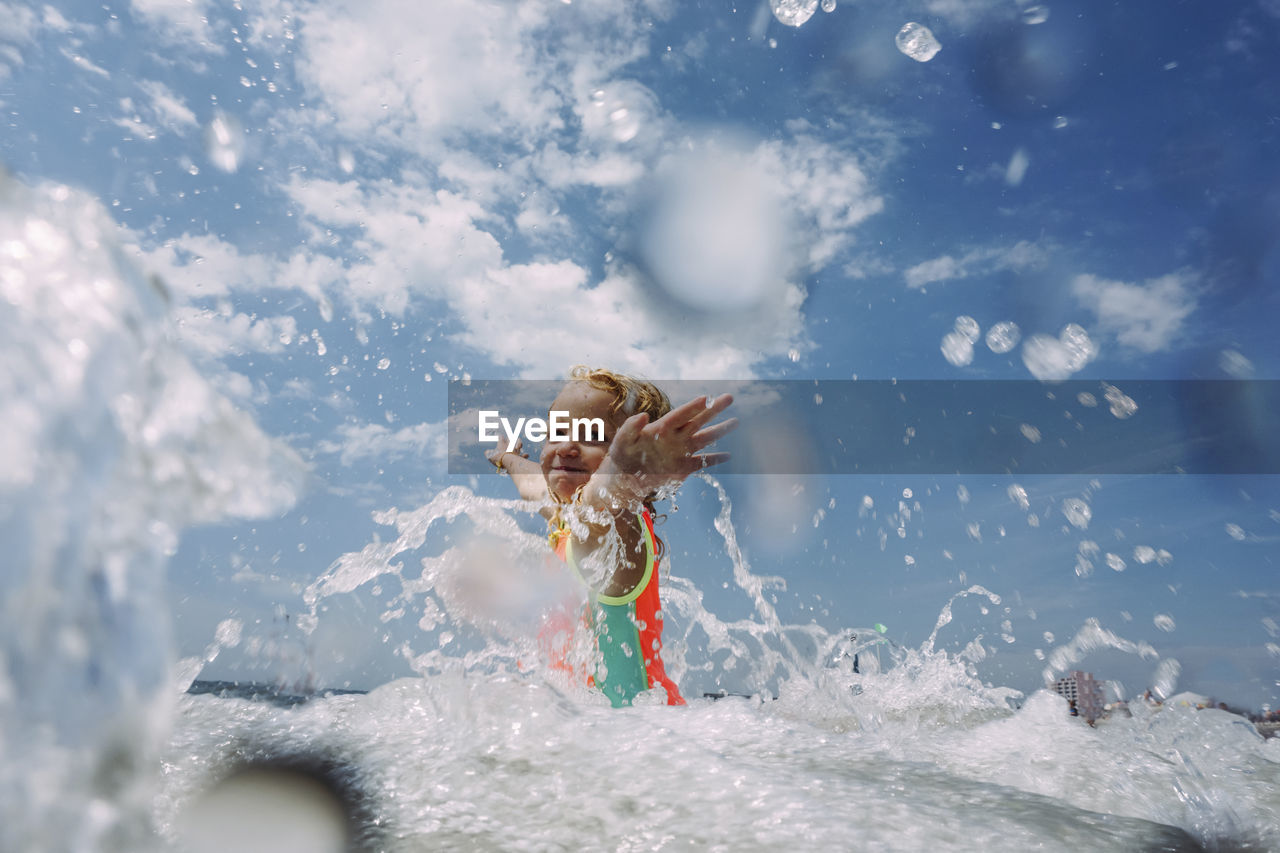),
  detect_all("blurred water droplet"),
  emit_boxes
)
[771,0,818,27]
[940,330,974,366]
[1053,115,1069,129]
[1059,323,1095,369]
[1008,484,1030,511]
[895,22,941,62]
[1005,148,1030,186]
[1102,383,1137,418]
[787,349,800,362]
[1133,545,1156,564]
[901,488,912,499]
[821,0,836,11]
[377,358,390,370]
[1225,522,1246,541]
[205,113,245,173]
[985,321,1020,353]
[1062,498,1091,529]
[1022,4,1050,24]
[1020,423,1041,443]
[954,315,980,342]
[1153,613,1176,632]
[1218,349,1253,377]
[1076,391,1097,407]
[337,148,355,174]
[1106,553,1126,571]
